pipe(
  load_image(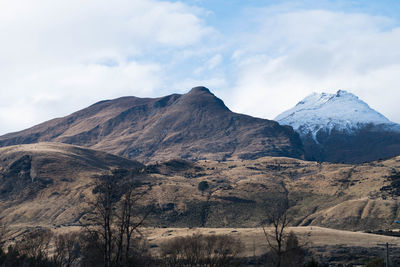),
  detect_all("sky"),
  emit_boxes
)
[1,0,400,135]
